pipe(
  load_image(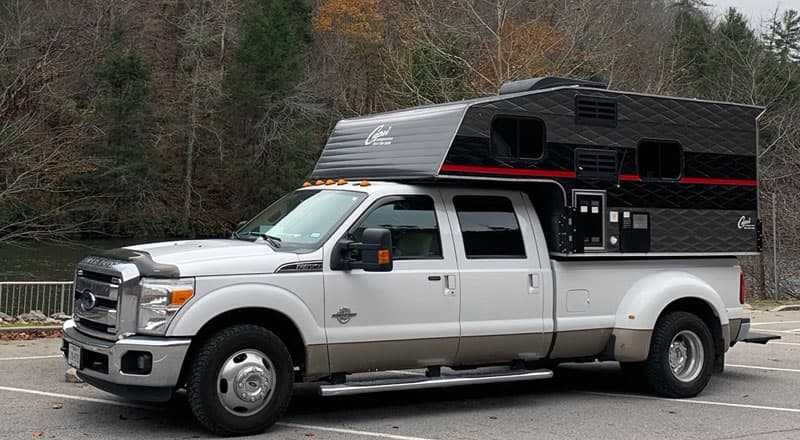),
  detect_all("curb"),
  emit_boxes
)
[771,305,800,312]
[0,326,62,333]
